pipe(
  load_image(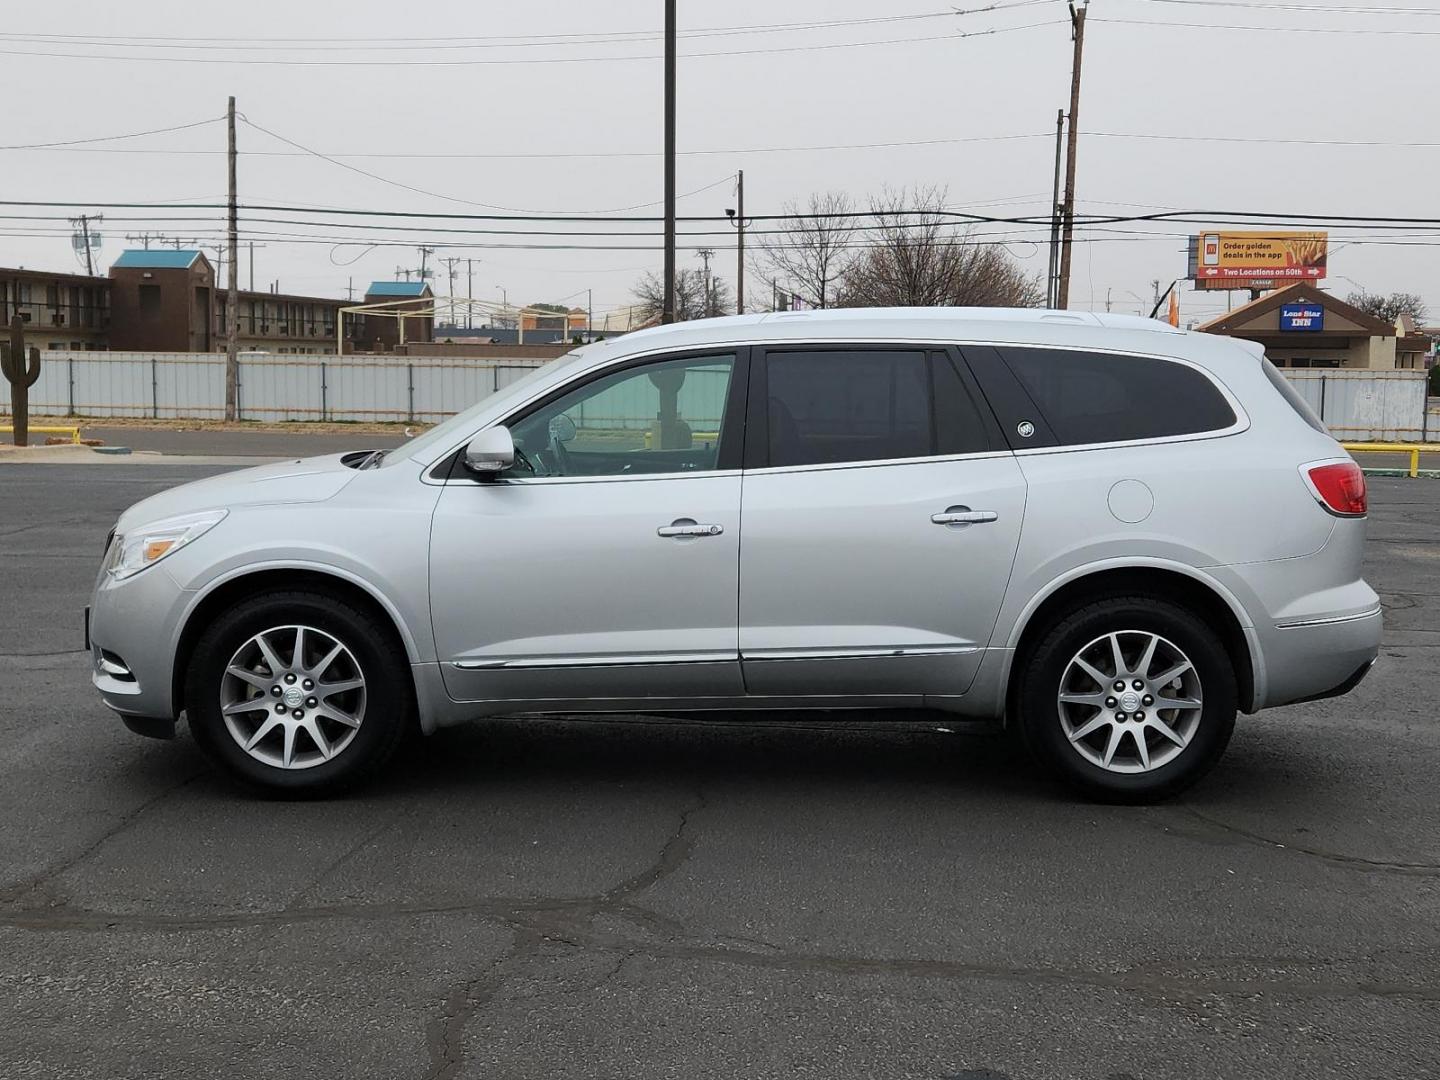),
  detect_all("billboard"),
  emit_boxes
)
[1279,303,1324,332]
[1189,231,1328,287]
